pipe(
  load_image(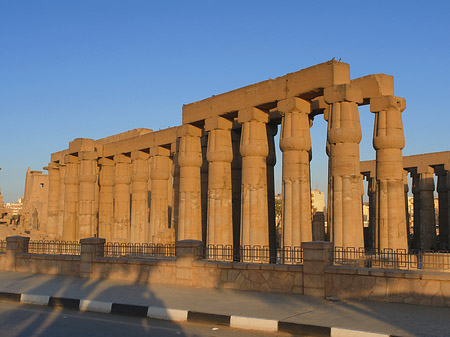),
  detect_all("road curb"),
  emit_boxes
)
[0,291,397,336]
